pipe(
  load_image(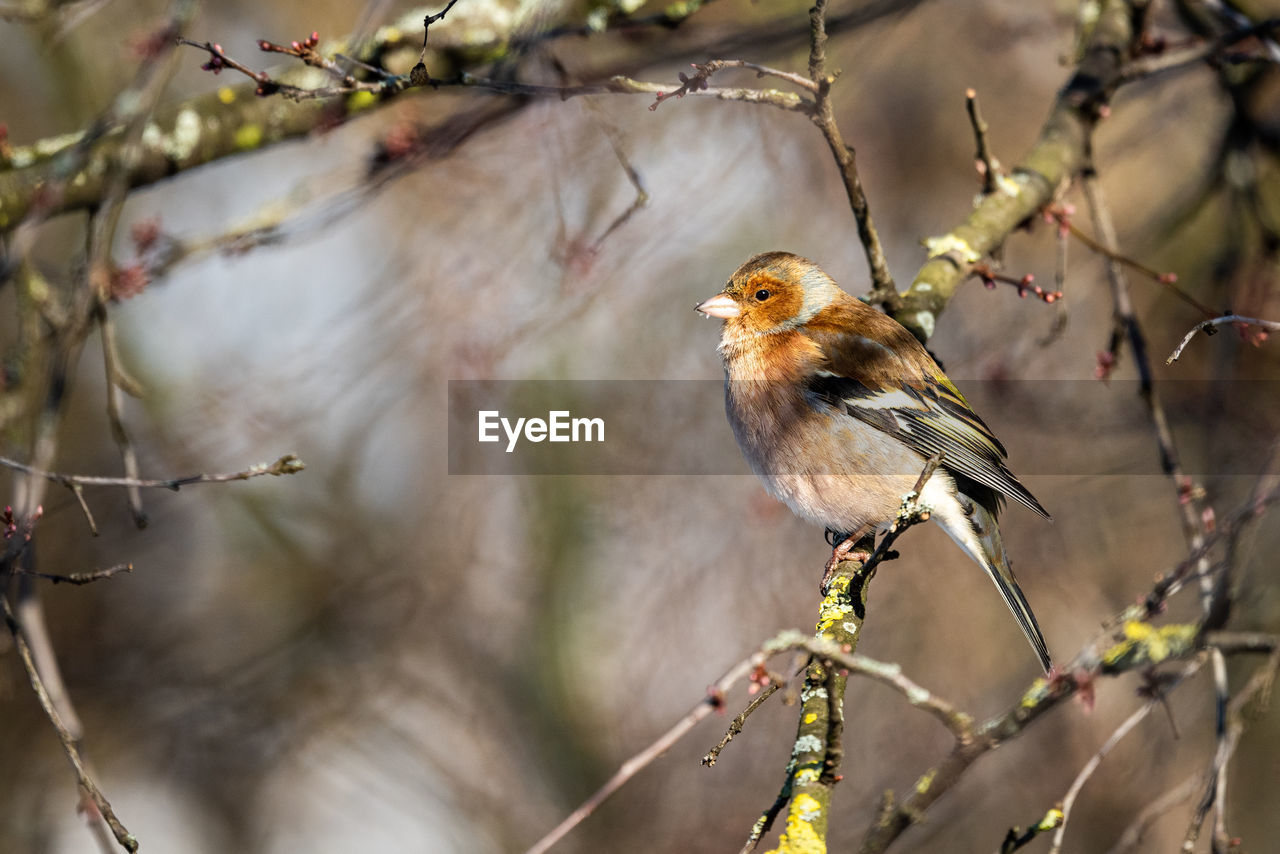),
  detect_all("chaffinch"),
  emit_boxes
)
[697,251,1052,673]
